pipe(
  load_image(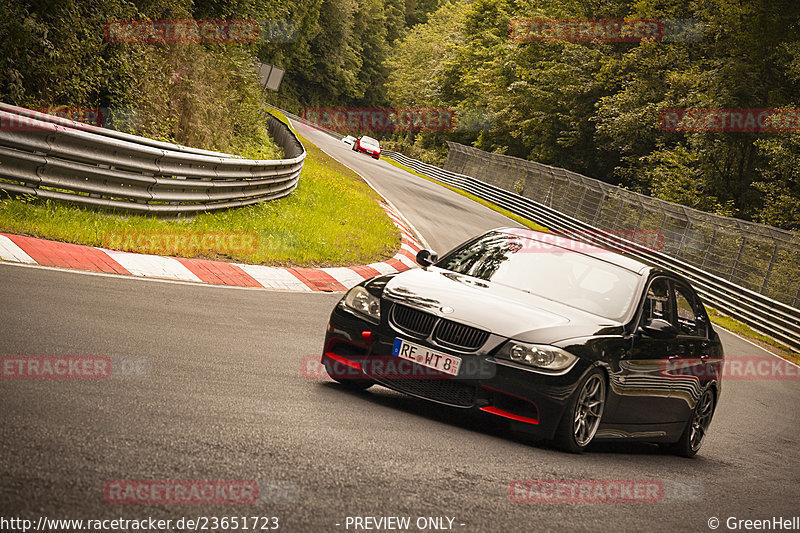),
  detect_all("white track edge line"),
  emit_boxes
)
[0,260,336,294]
[289,118,432,251]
